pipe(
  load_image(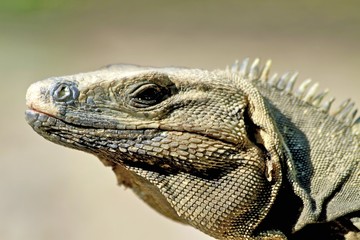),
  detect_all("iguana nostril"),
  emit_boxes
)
[51,82,79,103]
